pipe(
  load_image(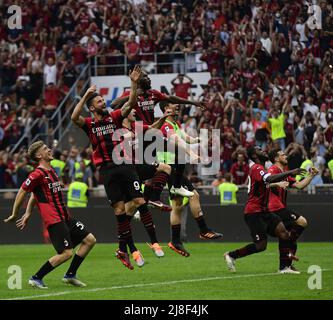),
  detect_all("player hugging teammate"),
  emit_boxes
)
[224,146,318,274]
